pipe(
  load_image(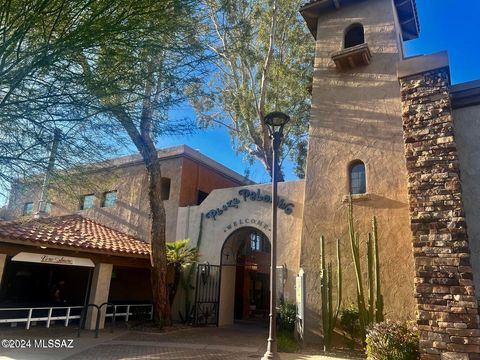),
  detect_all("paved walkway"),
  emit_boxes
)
[0,323,359,360]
